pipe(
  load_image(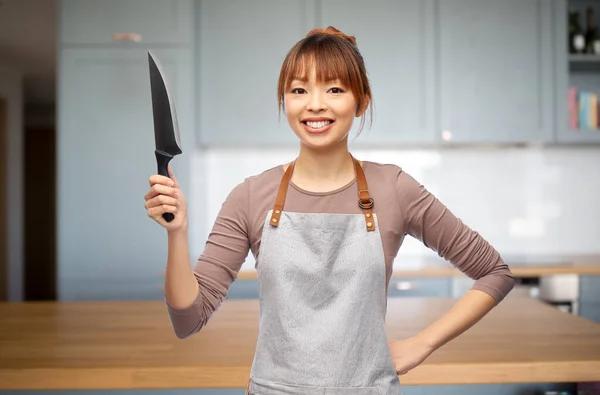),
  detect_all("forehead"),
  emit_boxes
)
[286,53,349,85]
